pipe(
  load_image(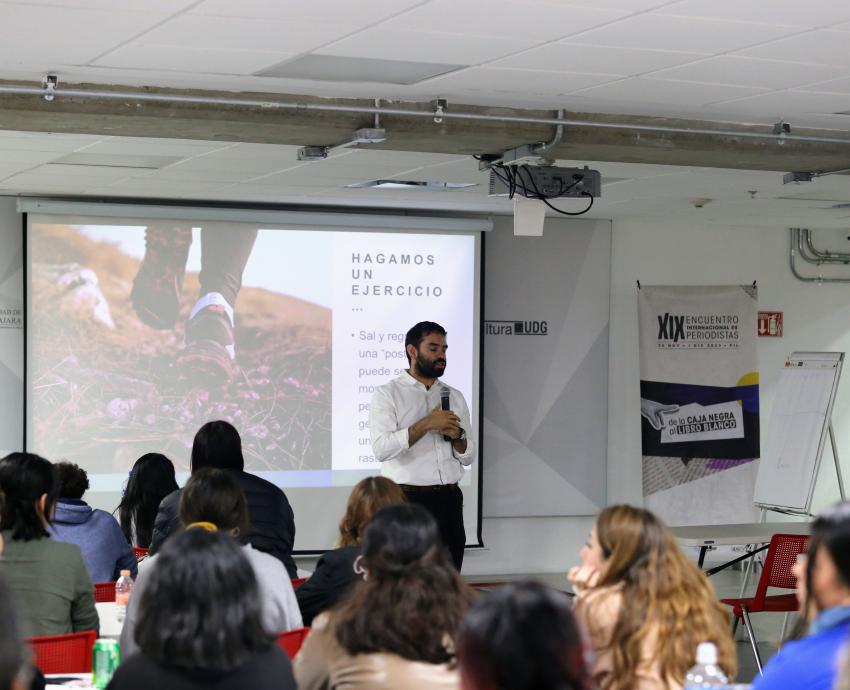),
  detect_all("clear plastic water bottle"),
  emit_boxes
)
[115,569,133,621]
[684,642,728,688]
